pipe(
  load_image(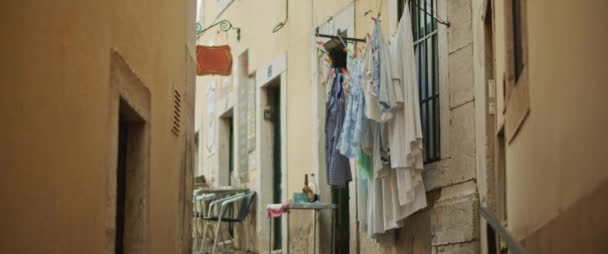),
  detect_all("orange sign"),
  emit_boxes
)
[196,45,233,76]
